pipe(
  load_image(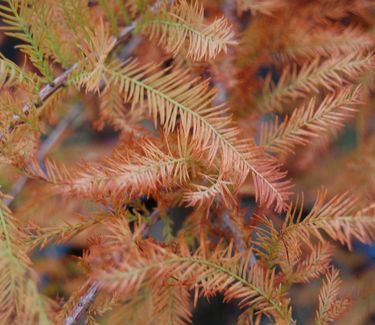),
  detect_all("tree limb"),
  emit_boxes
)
[222,212,257,266]
[3,105,81,207]
[6,0,166,137]
[62,282,100,325]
